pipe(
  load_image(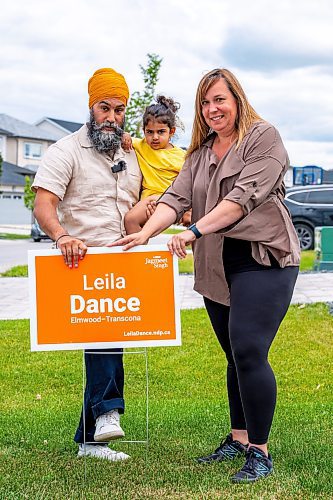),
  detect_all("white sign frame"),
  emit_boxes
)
[28,245,181,351]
